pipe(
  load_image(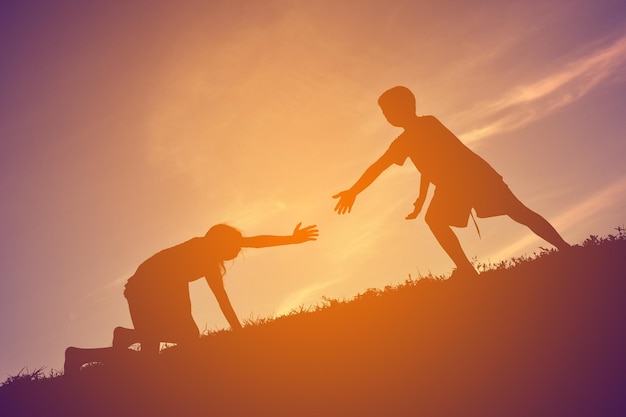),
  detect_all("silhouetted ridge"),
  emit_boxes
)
[2,236,624,417]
